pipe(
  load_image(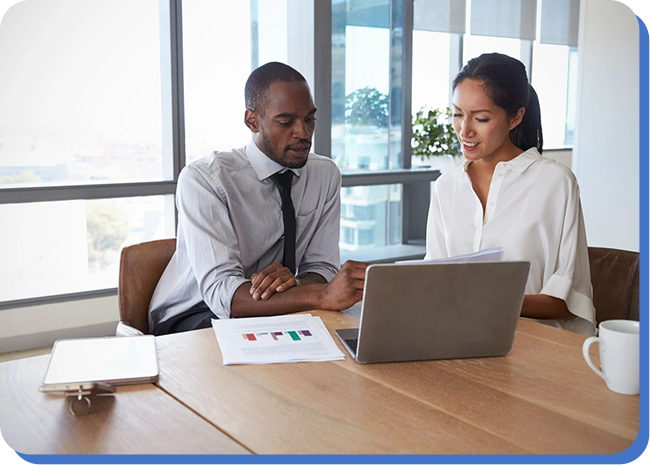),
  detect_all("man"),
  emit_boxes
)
[149,62,368,335]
